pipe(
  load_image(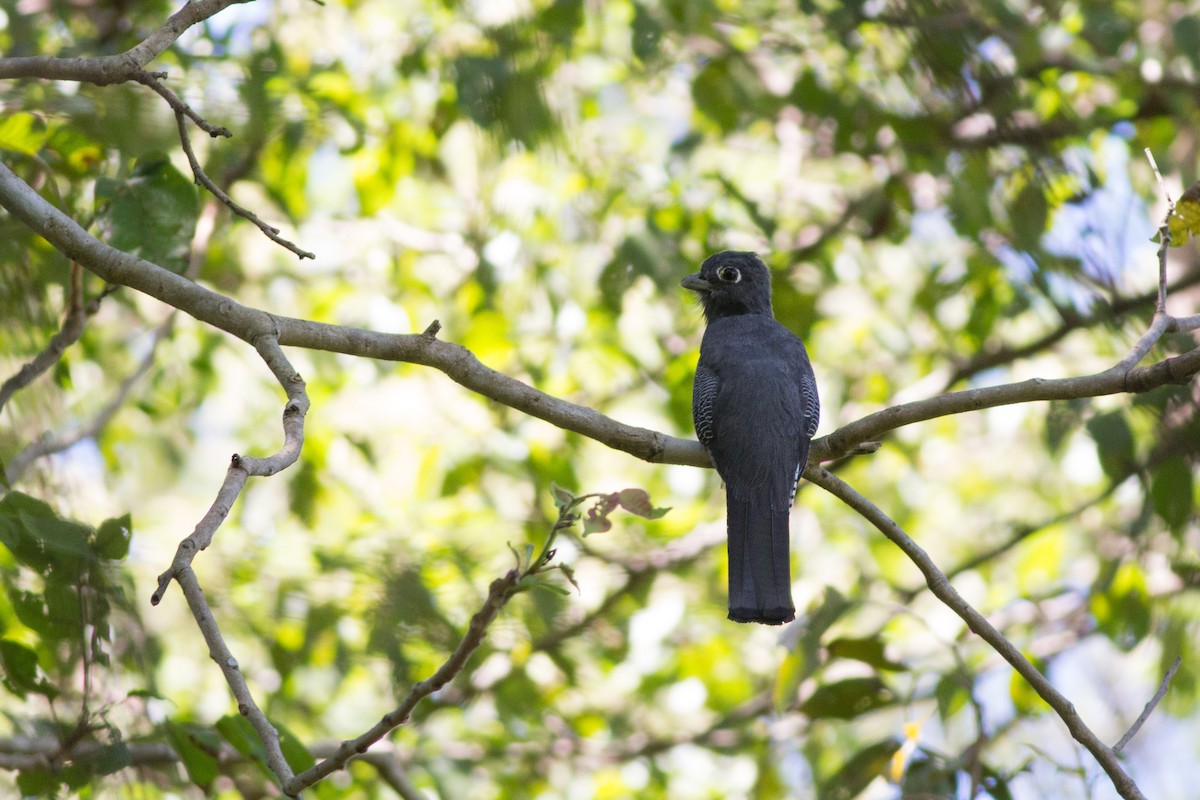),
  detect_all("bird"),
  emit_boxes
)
[681,251,820,625]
